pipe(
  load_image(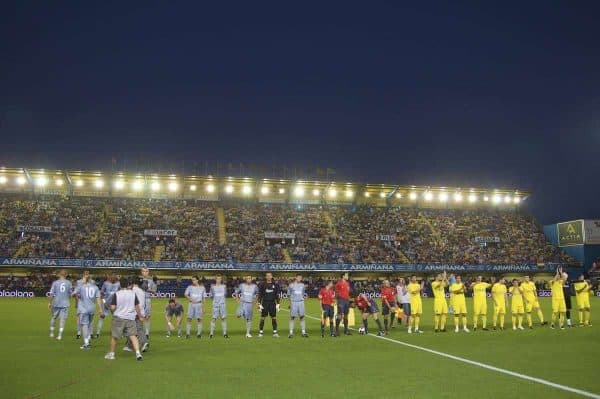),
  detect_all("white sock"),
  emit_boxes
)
[221,320,227,335]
